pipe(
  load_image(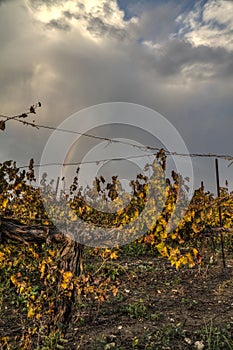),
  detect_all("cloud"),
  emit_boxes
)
[46,18,71,31]
[0,0,233,192]
[143,38,233,79]
[176,0,233,50]
[127,1,182,43]
[136,1,233,81]
[25,0,137,41]
[0,0,14,4]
